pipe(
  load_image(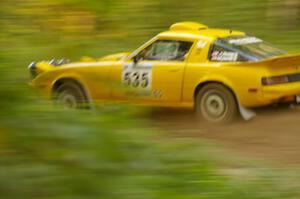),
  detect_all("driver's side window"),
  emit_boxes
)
[137,40,193,61]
